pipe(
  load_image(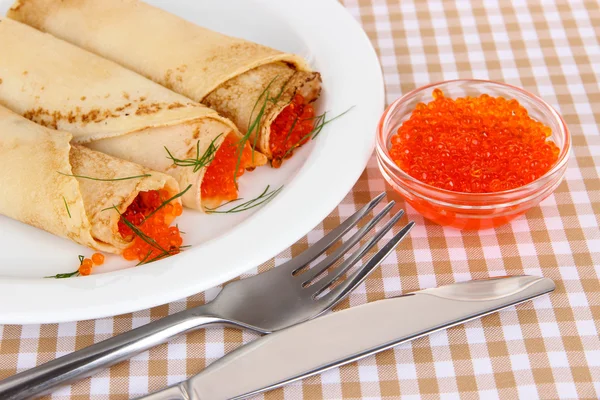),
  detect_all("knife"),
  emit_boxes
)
[140,275,554,400]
